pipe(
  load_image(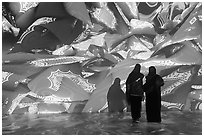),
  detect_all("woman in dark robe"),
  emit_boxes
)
[143,66,164,122]
[107,78,126,113]
[126,64,144,122]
